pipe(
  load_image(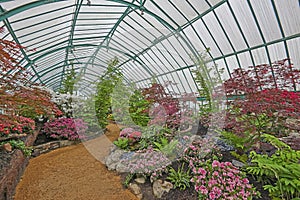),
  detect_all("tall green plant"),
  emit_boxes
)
[192,53,224,127]
[59,66,77,95]
[95,57,122,129]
